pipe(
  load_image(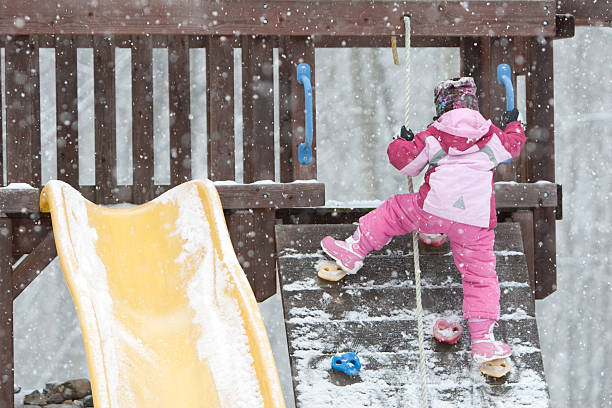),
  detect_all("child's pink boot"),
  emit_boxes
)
[321,228,369,274]
[419,233,447,247]
[468,319,512,363]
